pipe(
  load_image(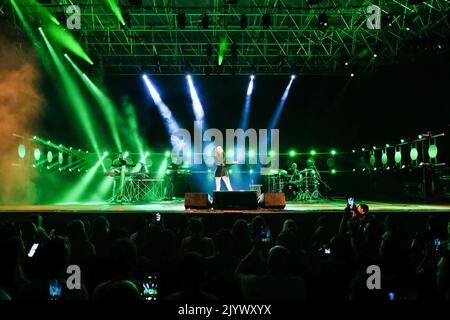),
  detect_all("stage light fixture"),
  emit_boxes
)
[177,12,186,29]
[250,74,255,80]
[317,13,329,28]
[202,13,209,29]
[240,14,248,29]
[291,74,296,80]
[331,169,336,174]
[164,150,171,157]
[34,149,41,161]
[310,150,316,156]
[18,144,26,158]
[331,149,337,156]
[350,73,355,77]
[289,150,296,157]
[249,169,254,174]
[262,13,271,29]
